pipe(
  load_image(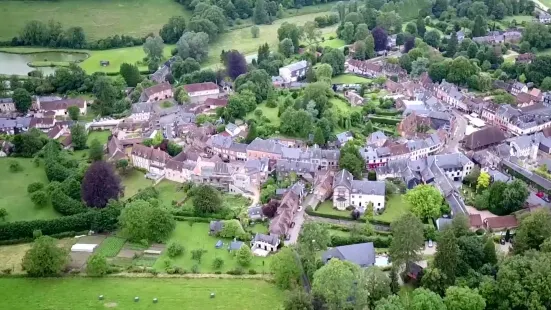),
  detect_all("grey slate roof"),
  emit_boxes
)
[229,240,244,251]
[209,221,223,233]
[247,138,282,154]
[131,102,153,113]
[322,242,376,267]
[350,180,386,195]
[252,233,280,246]
[281,60,308,72]
[433,153,471,169]
[247,206,264,219]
